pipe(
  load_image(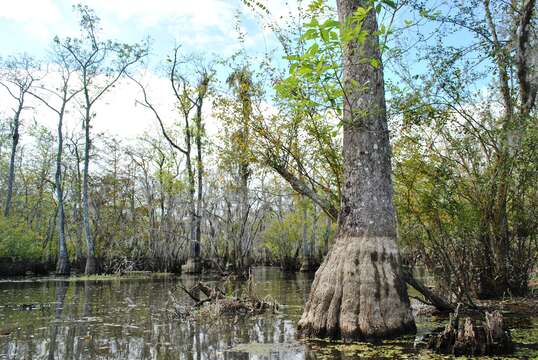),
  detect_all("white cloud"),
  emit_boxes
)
[1,0,61,23]
[0,0,303,142]
[0,68,171,142]
[81,0,236,32]
[1,1,83,47]
[1,0,300,57]
[91,72,176,140]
